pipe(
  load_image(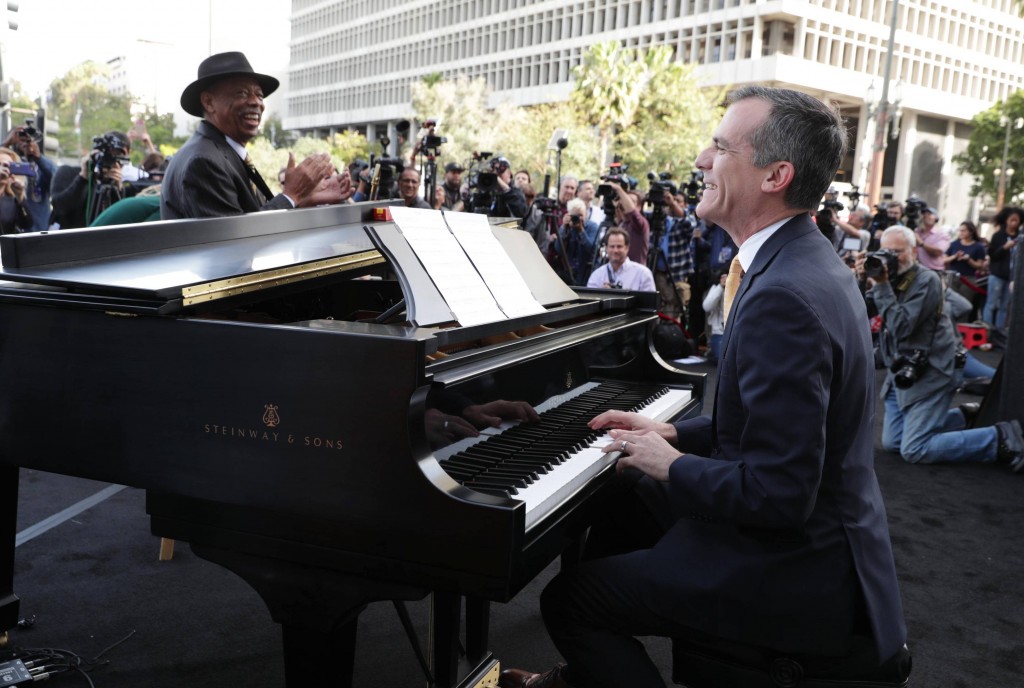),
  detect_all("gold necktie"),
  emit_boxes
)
[723,256,744,325]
